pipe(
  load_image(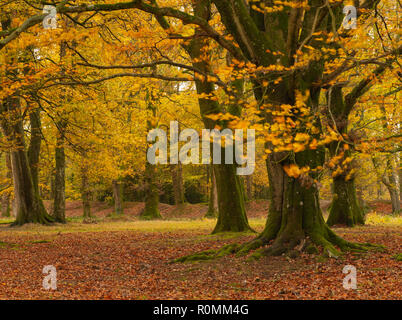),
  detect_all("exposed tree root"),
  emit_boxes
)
[172,229,384,263]
[11,212,54,226]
